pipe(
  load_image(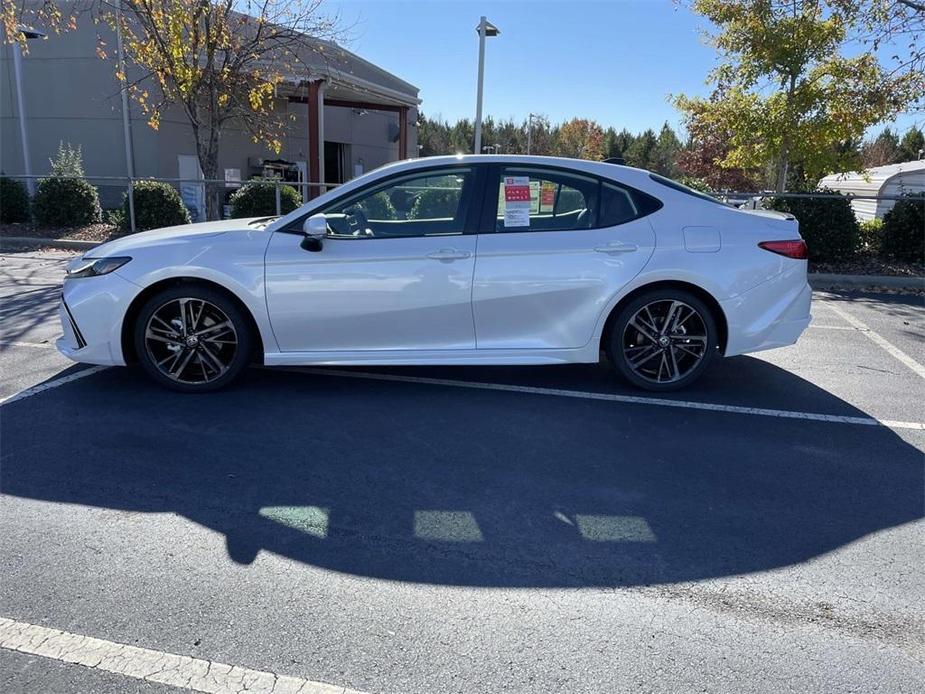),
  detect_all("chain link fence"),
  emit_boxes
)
[3,174,341,233]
